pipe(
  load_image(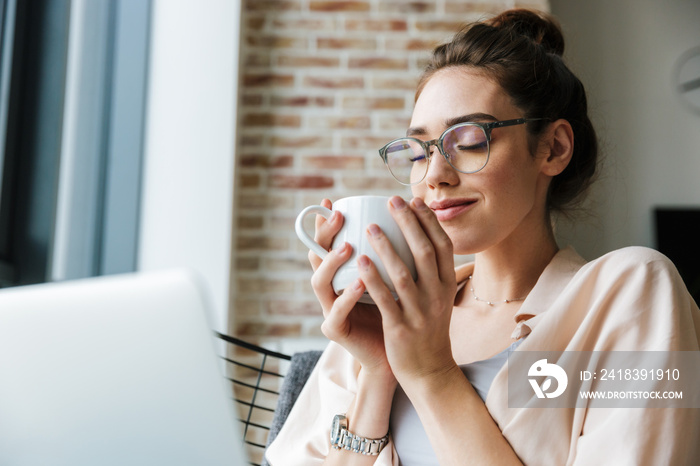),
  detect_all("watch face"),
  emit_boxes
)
[330,414,347,445]
[330,416,339,444]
